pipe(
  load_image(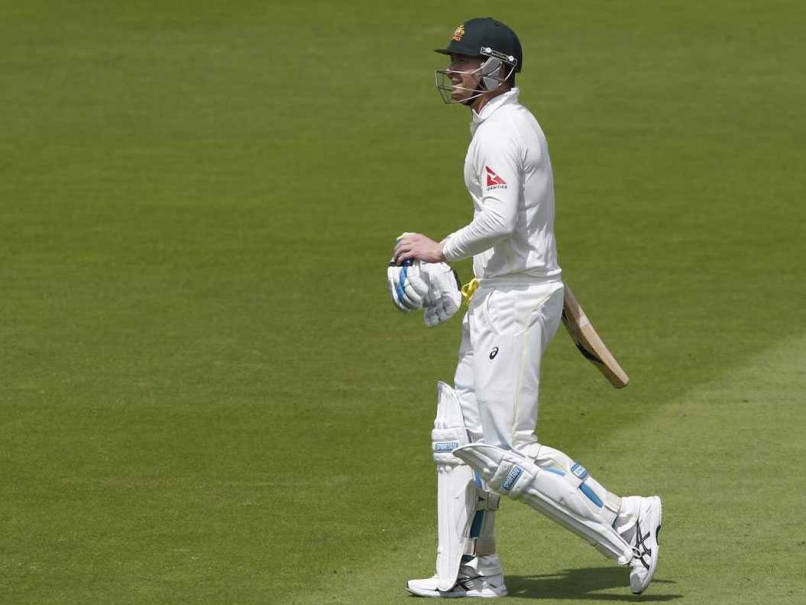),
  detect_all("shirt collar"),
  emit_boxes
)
[471,87,520,130]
